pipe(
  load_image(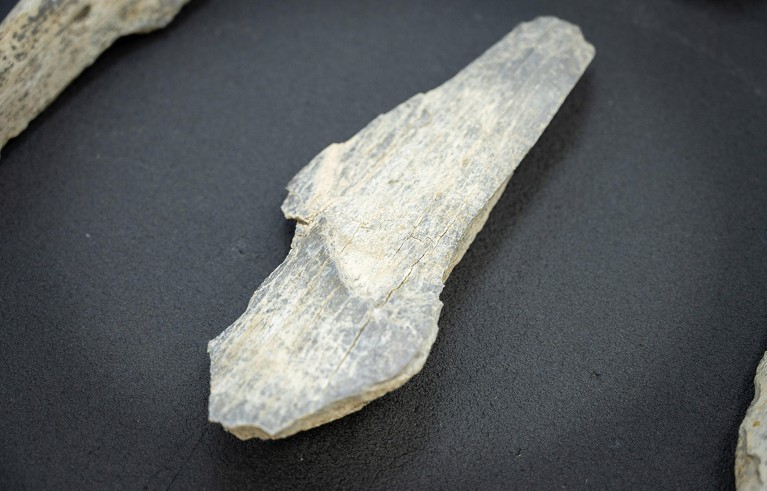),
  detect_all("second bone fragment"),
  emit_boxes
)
[0,0,189,151]
[208,16,595,440]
